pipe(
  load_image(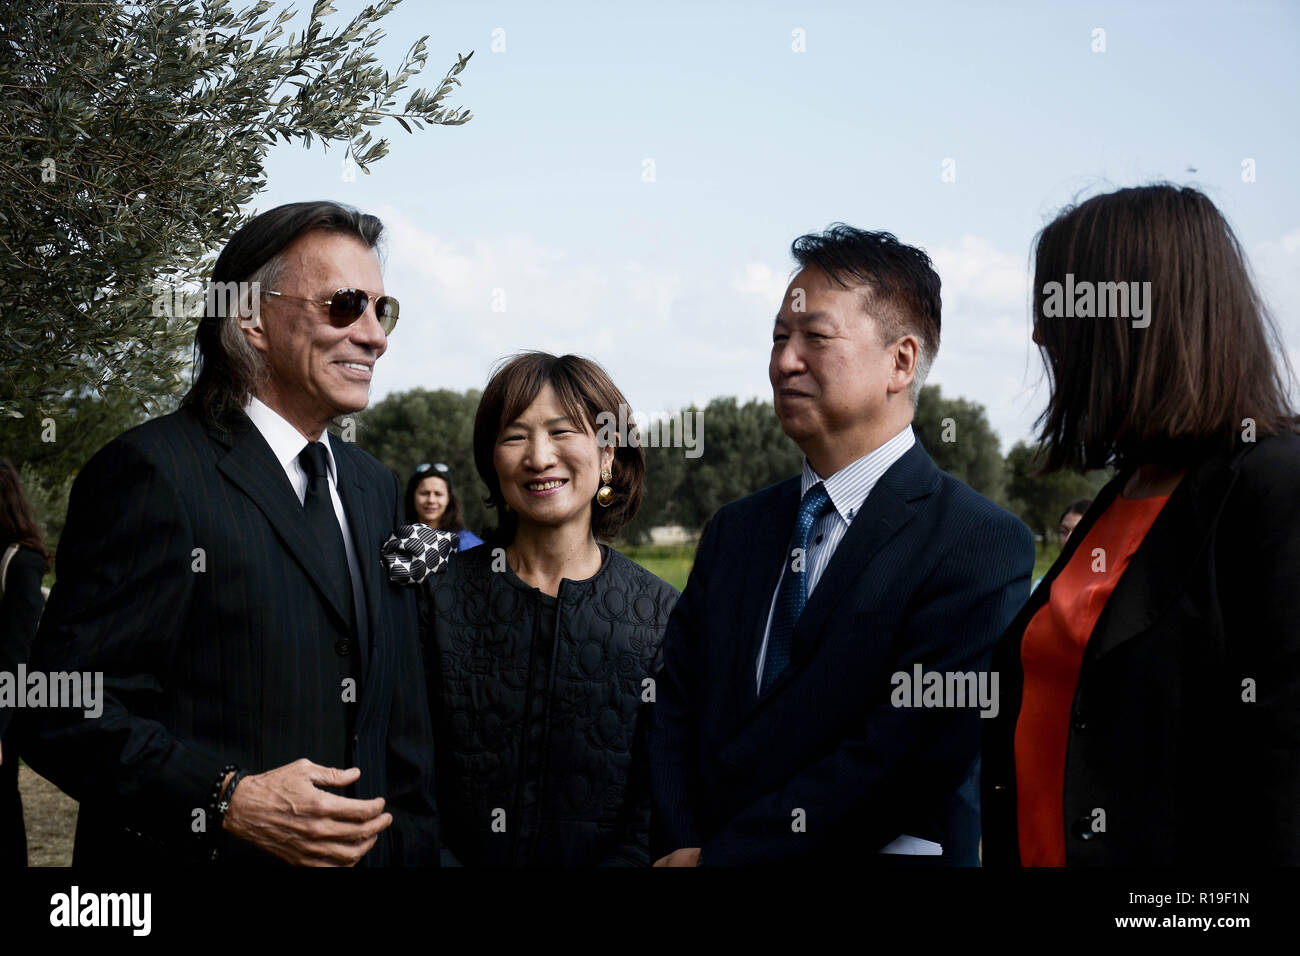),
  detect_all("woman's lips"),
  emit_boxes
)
[523,478,568,497]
